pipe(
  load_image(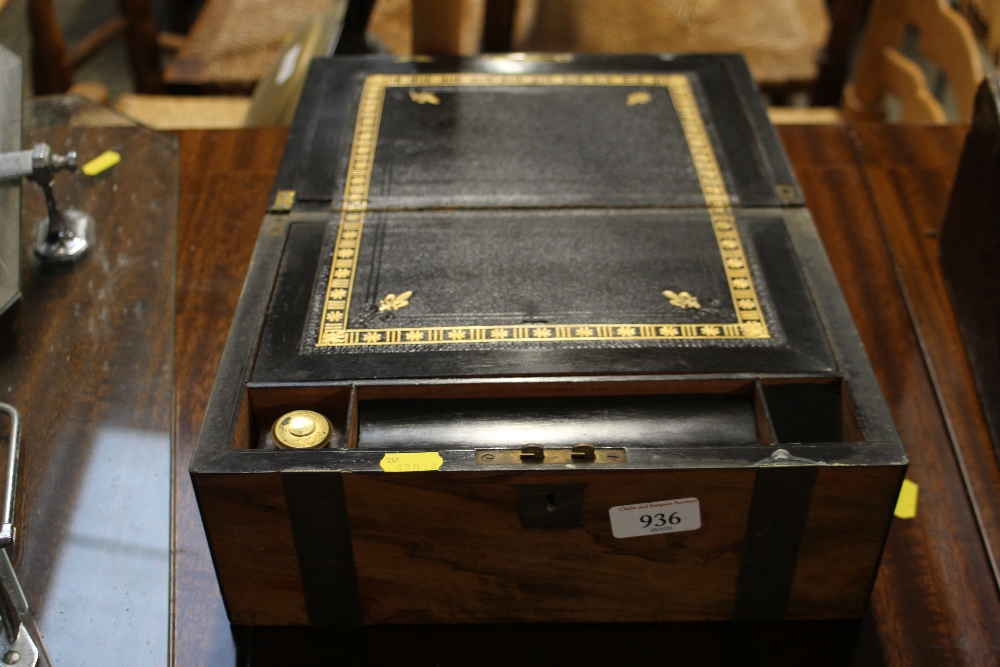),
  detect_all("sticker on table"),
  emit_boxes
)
[609,498,701,538]
[82,150,121,176]
[894,479,918,519]
[379,451,443,472]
